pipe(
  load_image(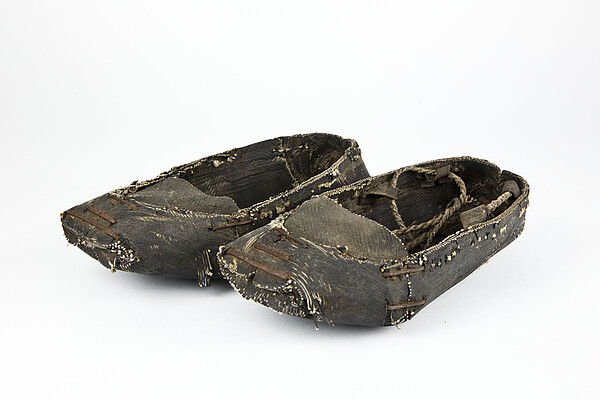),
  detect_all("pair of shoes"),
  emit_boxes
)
[61,134,529,326]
